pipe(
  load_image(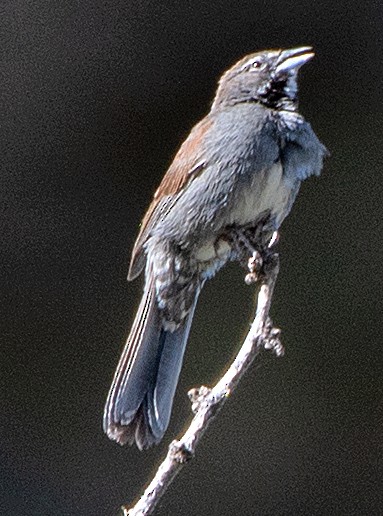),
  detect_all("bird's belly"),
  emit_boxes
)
[194,162,291,270]
[229,162,290,227]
